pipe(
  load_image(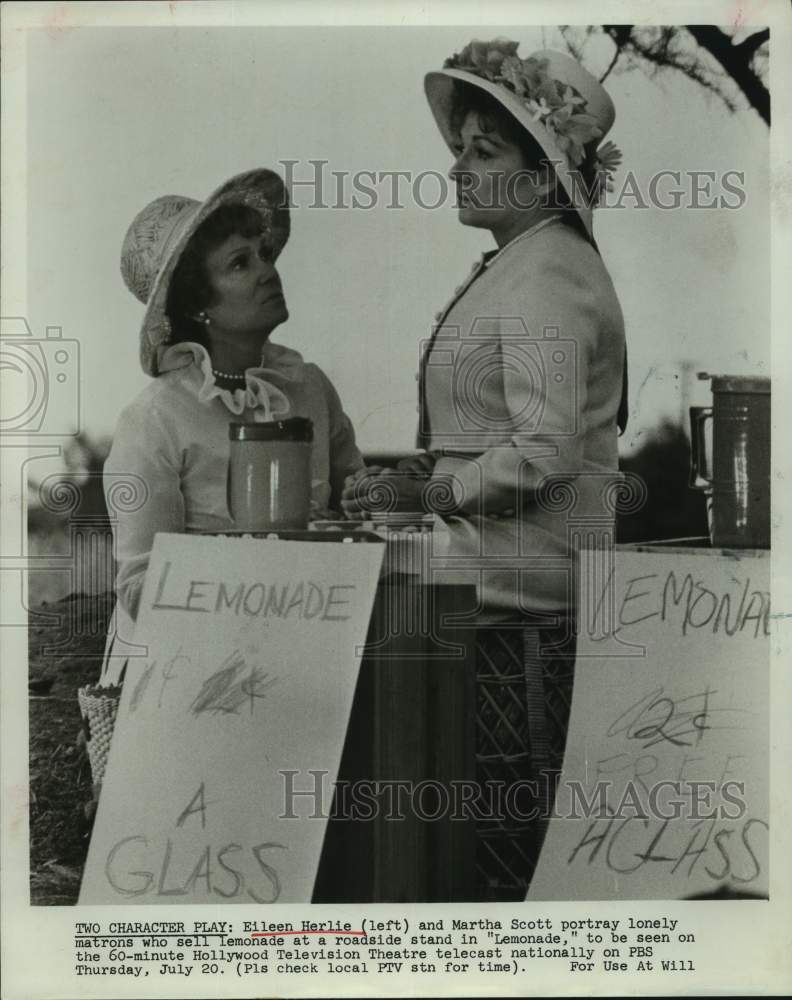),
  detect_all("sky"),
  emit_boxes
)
[19,17,770,458]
